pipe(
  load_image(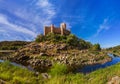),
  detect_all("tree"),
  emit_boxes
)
[35,34,45,42]
[79,39,92,49]
[91,43,101,51]
[66,34,79,46]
